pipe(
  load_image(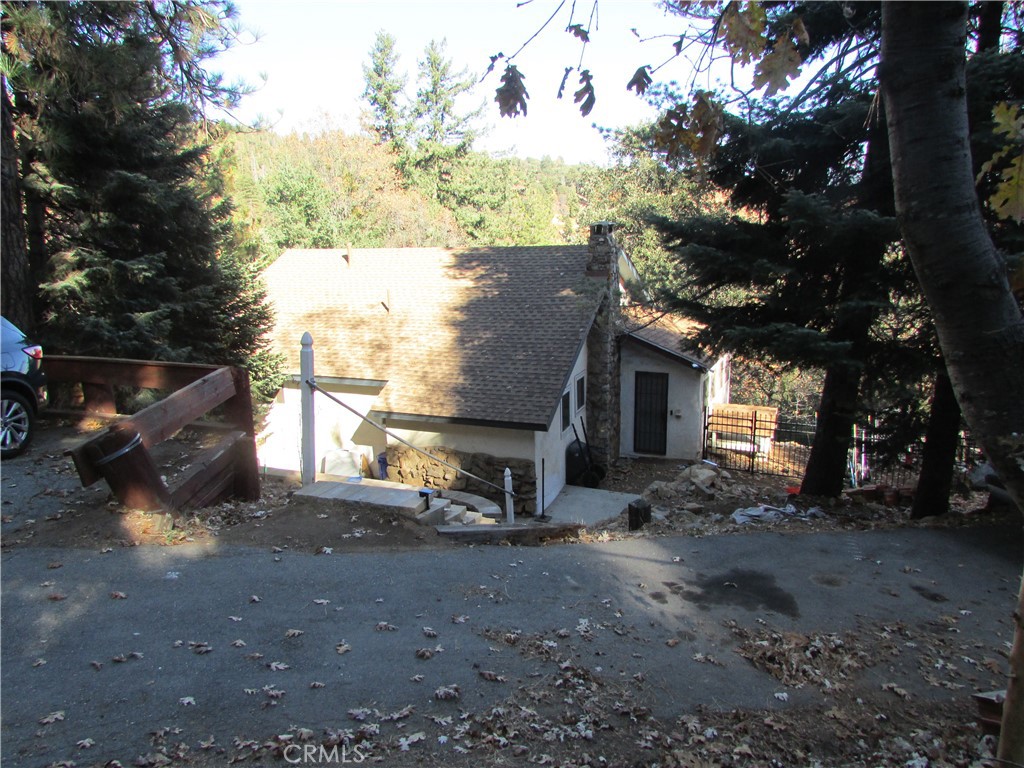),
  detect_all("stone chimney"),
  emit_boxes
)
[585,222,622,471]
